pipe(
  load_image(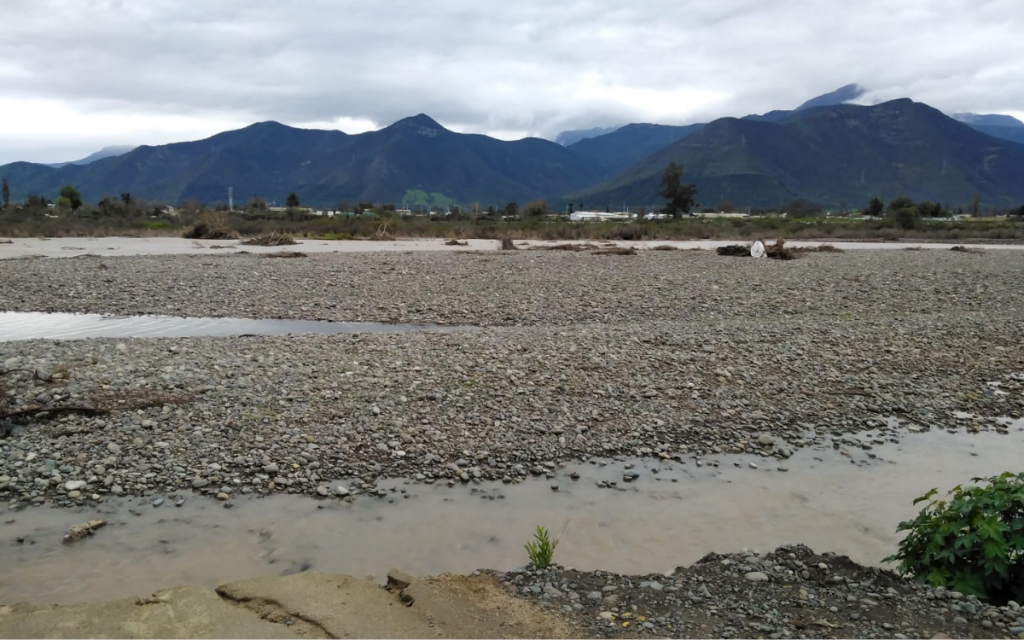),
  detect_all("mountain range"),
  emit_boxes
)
[0,115,603,207]
[563,84,1024,174]
[570,99,1024,208]
[1,86,1022,210]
